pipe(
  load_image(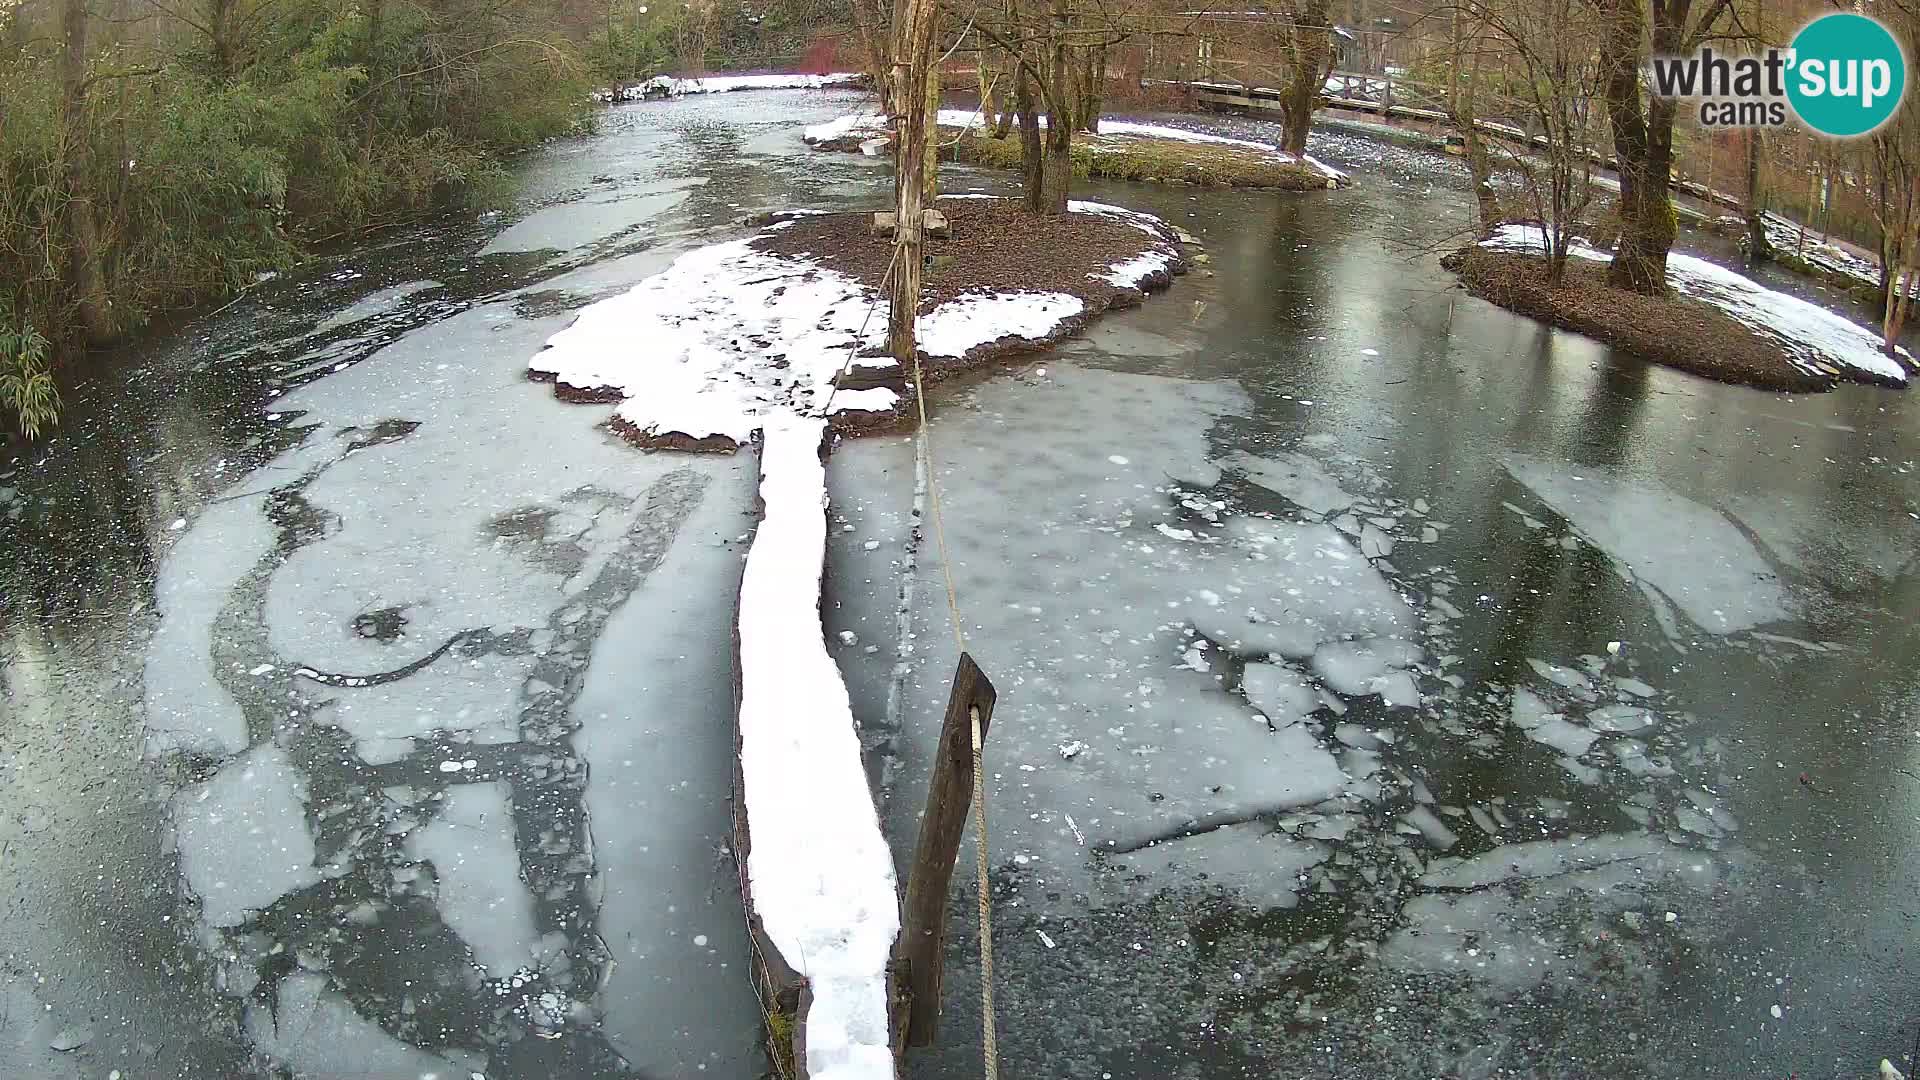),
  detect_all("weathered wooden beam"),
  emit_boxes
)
[893,652,996,1050]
